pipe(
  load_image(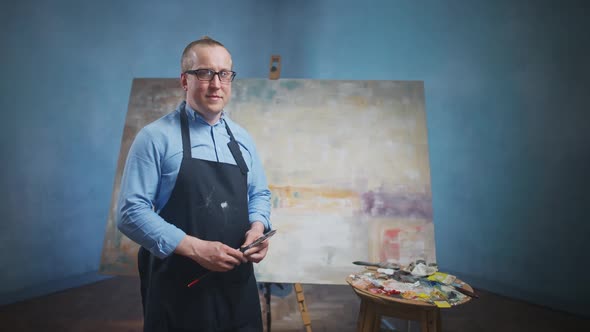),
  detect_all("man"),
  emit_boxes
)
[117,37,271,332]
